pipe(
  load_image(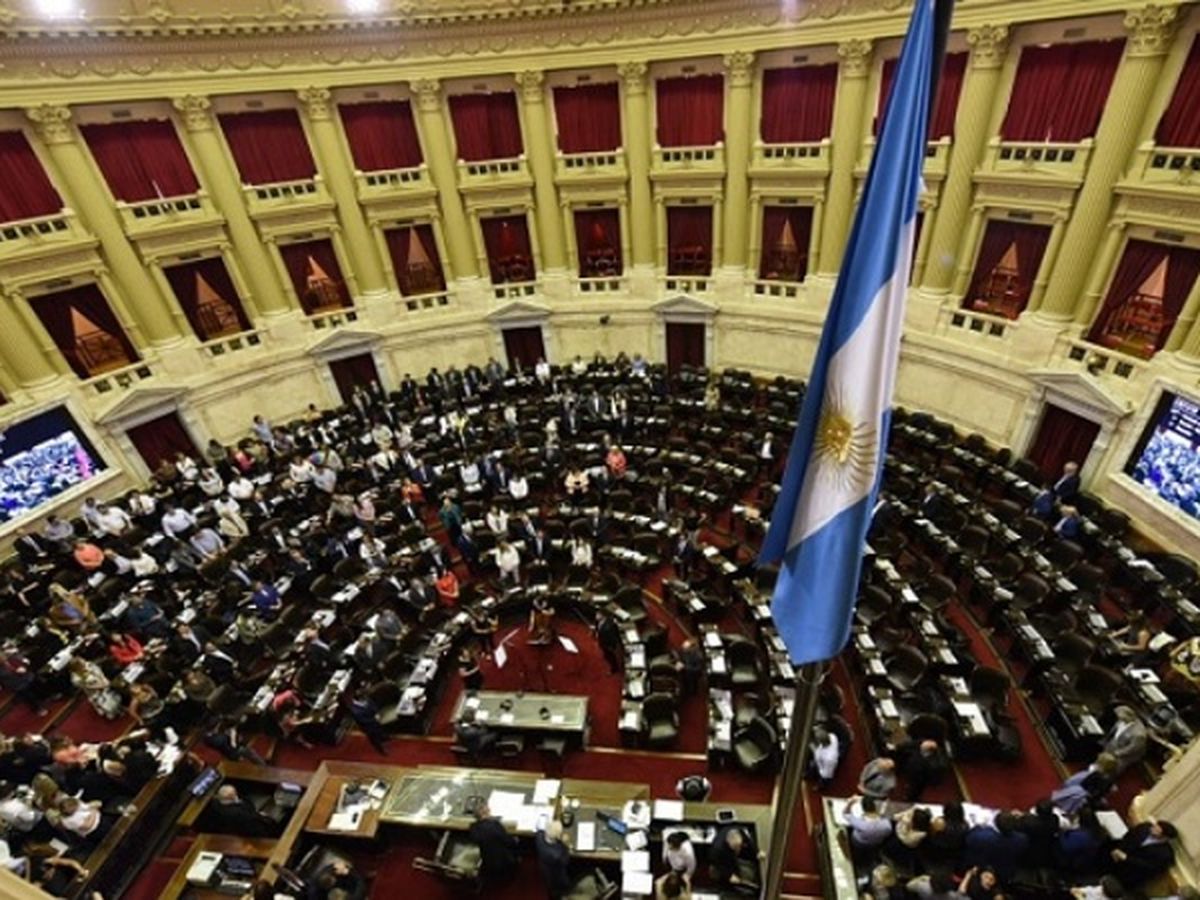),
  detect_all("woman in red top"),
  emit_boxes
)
[435,568,460,606]
[108,632,144,666]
